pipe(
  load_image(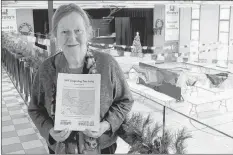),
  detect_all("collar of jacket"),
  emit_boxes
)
[53,51,96,75]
